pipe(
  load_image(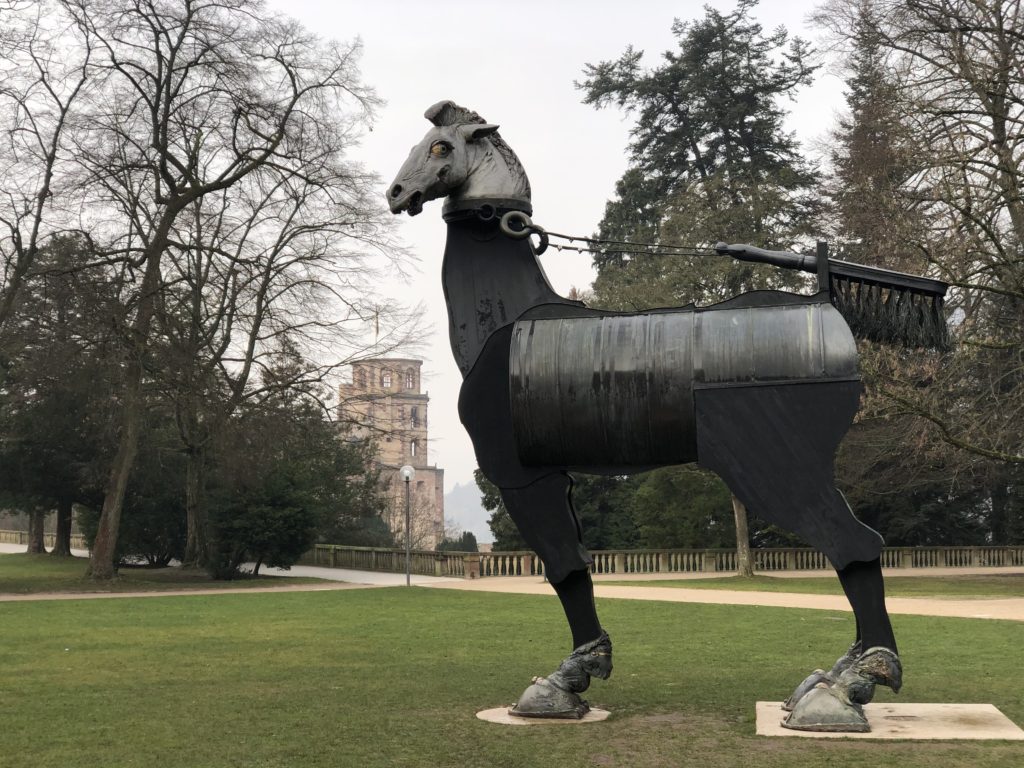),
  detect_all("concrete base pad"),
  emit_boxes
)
[476,707,610,725]
[757,702,1024,740]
